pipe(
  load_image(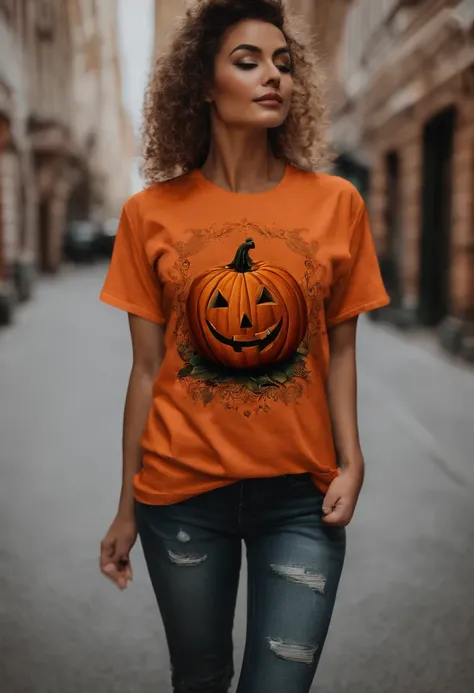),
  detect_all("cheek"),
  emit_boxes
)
[282,76,293,96]
[212,68,255,117]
